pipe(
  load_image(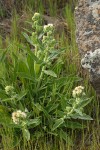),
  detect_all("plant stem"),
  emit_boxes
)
[36,48,48,90]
